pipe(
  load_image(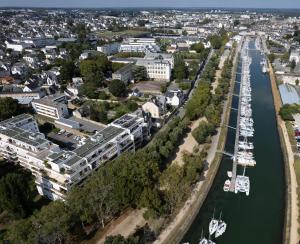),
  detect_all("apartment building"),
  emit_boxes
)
[119,38,160,53]
[97,43,120,55]
[0,111,151,200]
[136,59,171,81]
[32,94,69,120]
[144,53,174,68]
